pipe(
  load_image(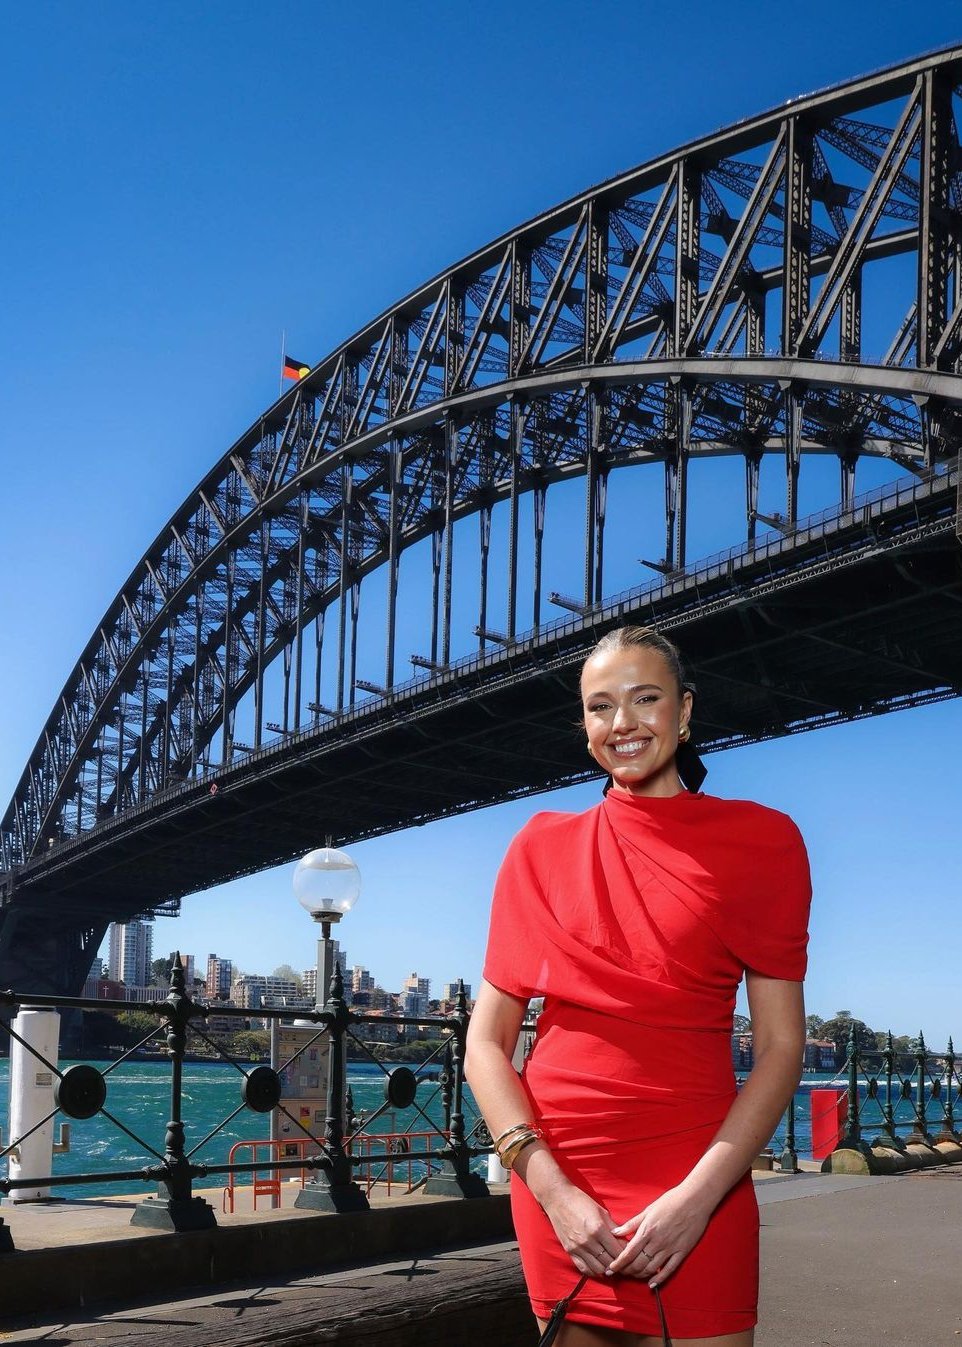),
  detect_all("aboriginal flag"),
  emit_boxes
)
[282,355,311,380]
